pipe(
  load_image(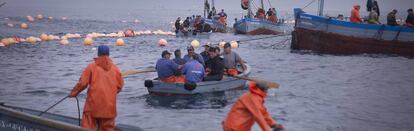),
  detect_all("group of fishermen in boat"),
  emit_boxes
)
[174,9,228,34]
[155,42,246,84]
[345,0,414,27]
[67,45,284,131]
